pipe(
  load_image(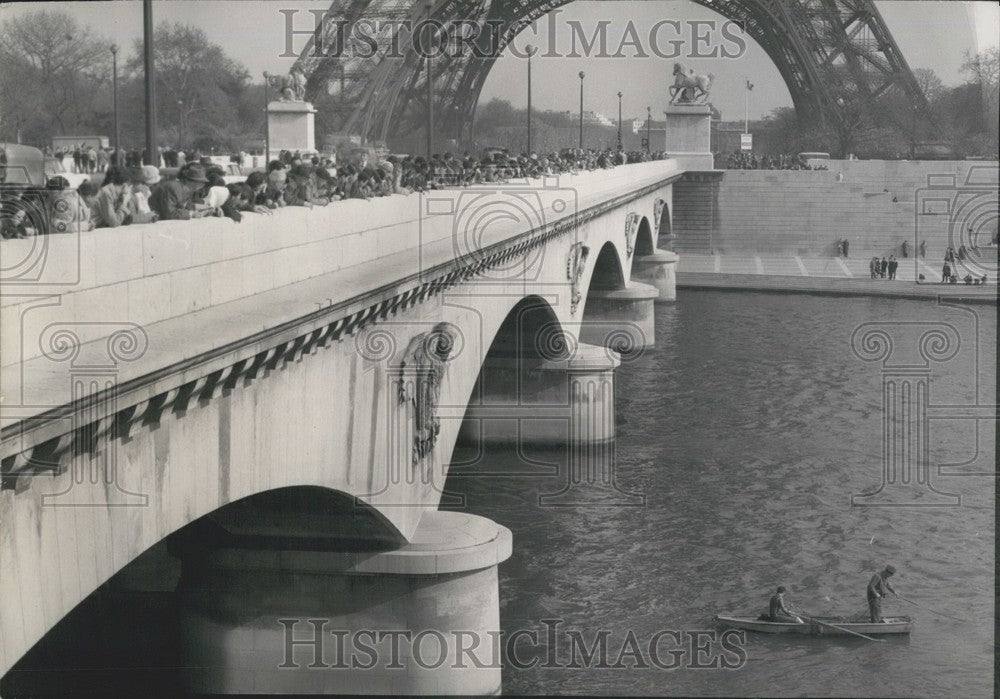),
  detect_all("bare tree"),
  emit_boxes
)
[125,22,250,149]
[0,10,111,142]
[912,68,945,104]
